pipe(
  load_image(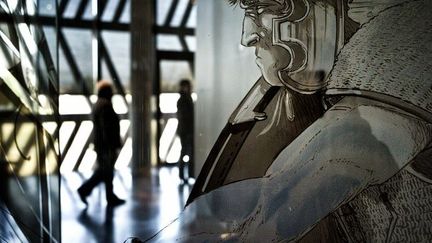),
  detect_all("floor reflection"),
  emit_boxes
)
[61,167,192,243]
